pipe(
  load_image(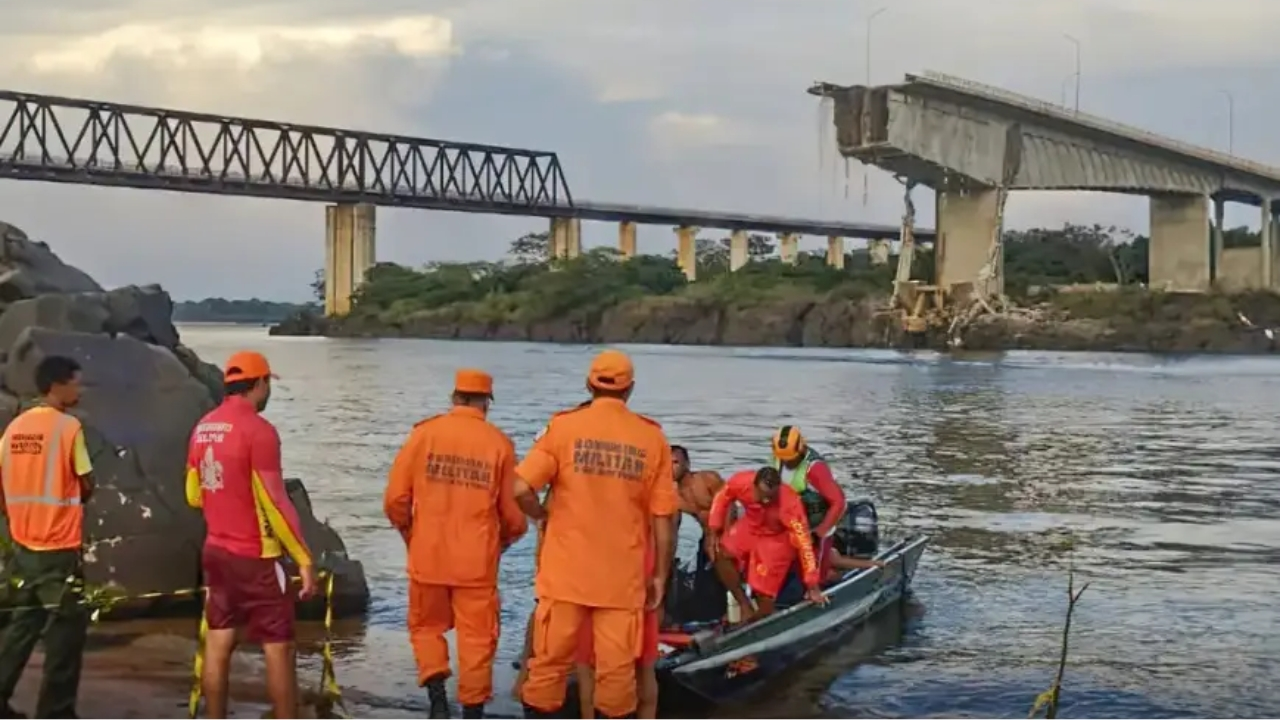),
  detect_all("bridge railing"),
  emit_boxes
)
[0,91,575,210]
[914,70,1280,182]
